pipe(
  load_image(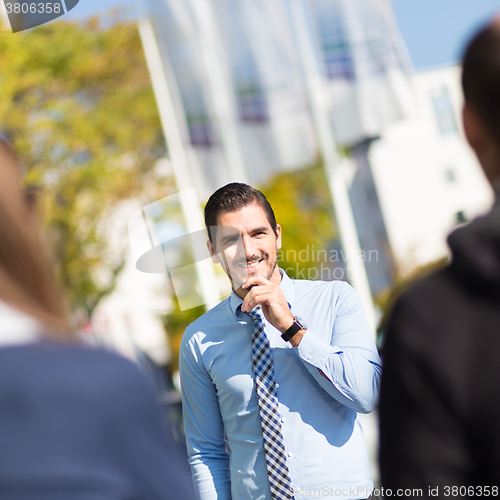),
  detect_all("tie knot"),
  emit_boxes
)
[248,306,264,322]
